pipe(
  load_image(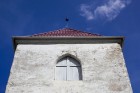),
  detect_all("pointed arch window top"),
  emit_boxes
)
[55,56,82,80]
[56,57,81,66]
